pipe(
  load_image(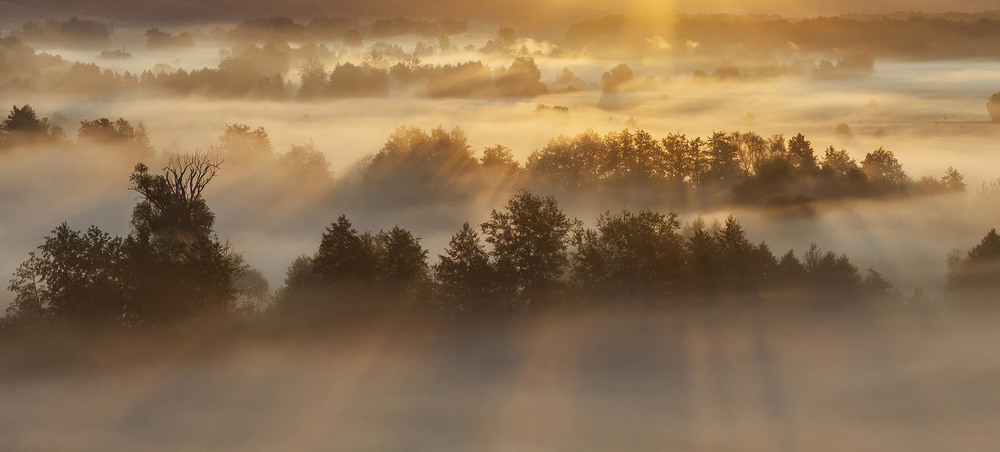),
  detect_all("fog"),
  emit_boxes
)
[4,56,1000,302]
[3,5,1000,450]
[3,306,999,451]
